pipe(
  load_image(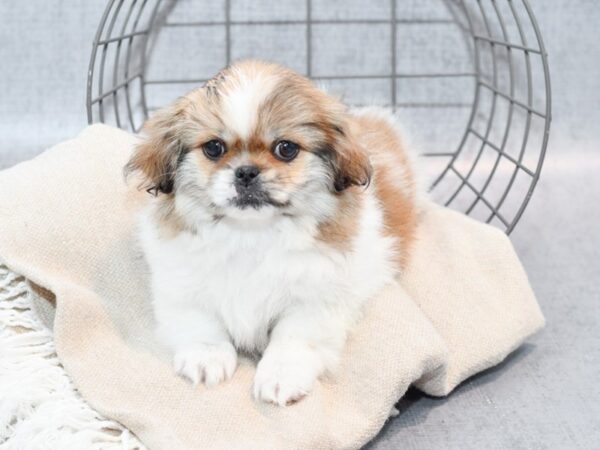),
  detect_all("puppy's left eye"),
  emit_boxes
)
[273,140,300,162]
